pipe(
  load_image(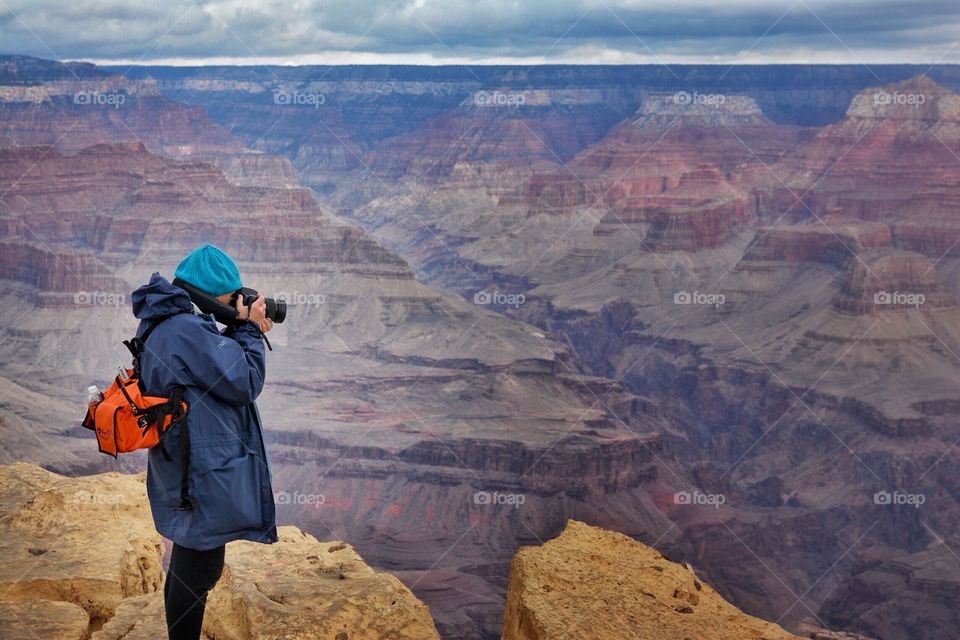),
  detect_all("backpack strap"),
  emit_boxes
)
[150,386,189,463]
[170,388,197,511]
[151,386,196,510]
[139,317,166,344]
[123,317,169,378]
[176,412,198,511]
[124,318,197,511]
